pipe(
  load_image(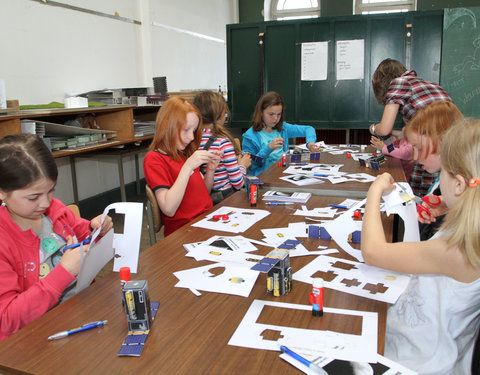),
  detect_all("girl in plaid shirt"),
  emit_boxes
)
[370,58,452,196]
